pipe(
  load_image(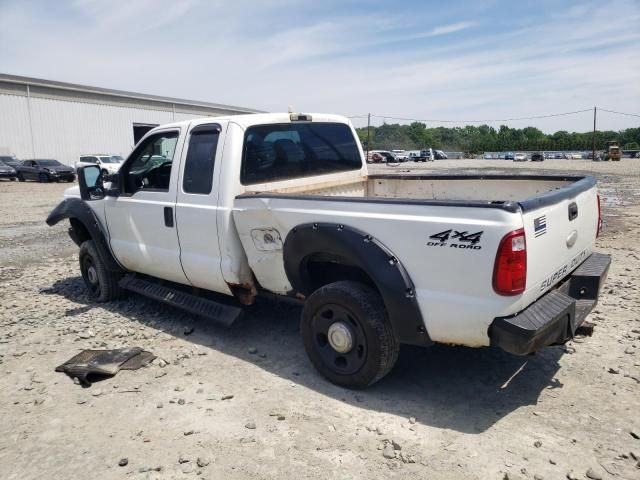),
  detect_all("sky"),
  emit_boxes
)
[1,0,639,133]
